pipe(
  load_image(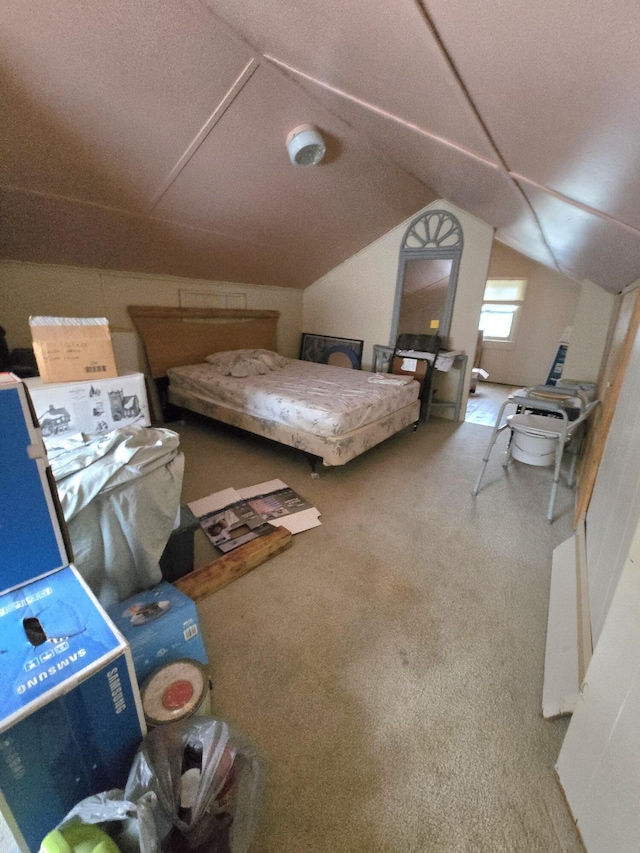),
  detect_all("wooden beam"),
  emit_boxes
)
[574,288,640,523]
[174,526,292,602]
